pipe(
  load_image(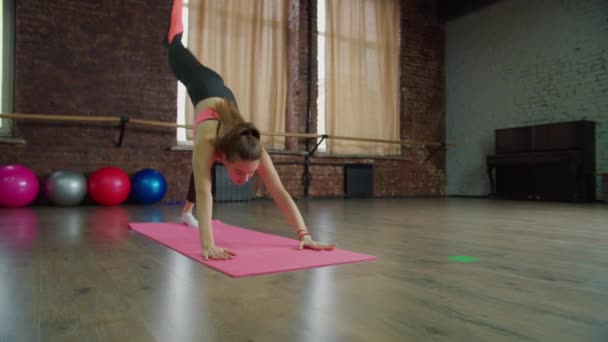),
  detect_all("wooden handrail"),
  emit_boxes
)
[0,112,454,148]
